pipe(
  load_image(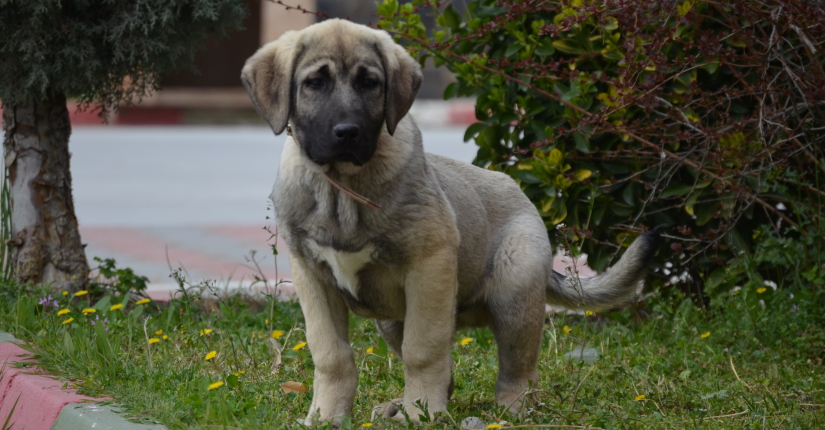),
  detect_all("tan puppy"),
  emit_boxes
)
[242,19,659,425]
